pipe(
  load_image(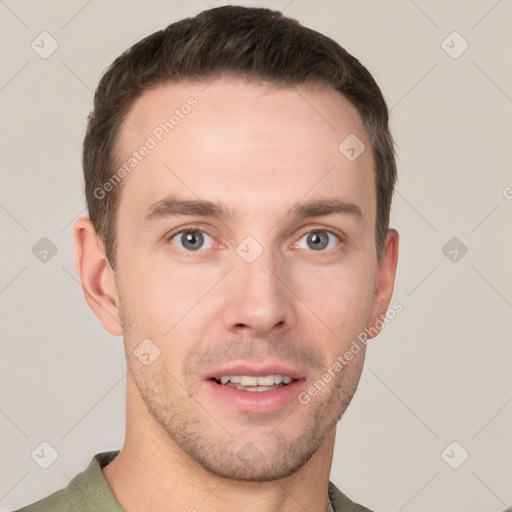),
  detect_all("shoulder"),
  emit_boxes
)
[11,451,121,512]
[328,481,375,512]
[11,489,72,512]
